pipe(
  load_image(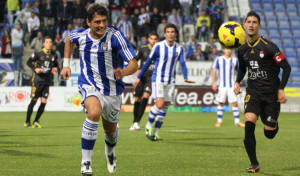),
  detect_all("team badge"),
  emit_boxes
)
[52,57,55,61]
[259,51,264,58]
[175,52,178,57]
[101,42,108,51]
